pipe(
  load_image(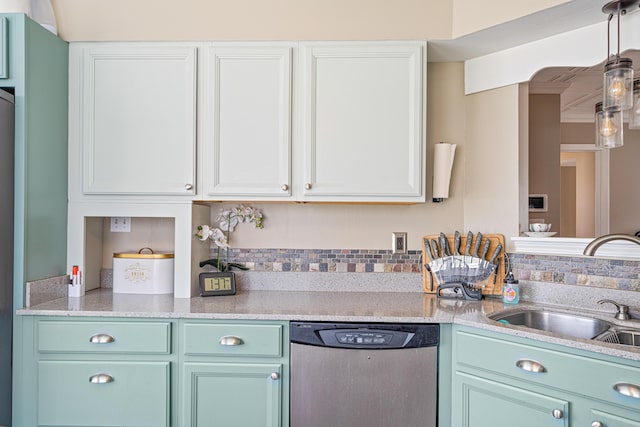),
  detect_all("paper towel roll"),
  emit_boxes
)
[433,142,456,201]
